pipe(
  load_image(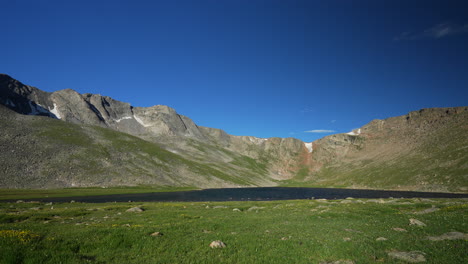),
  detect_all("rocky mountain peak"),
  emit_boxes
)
[1,74,466,192]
